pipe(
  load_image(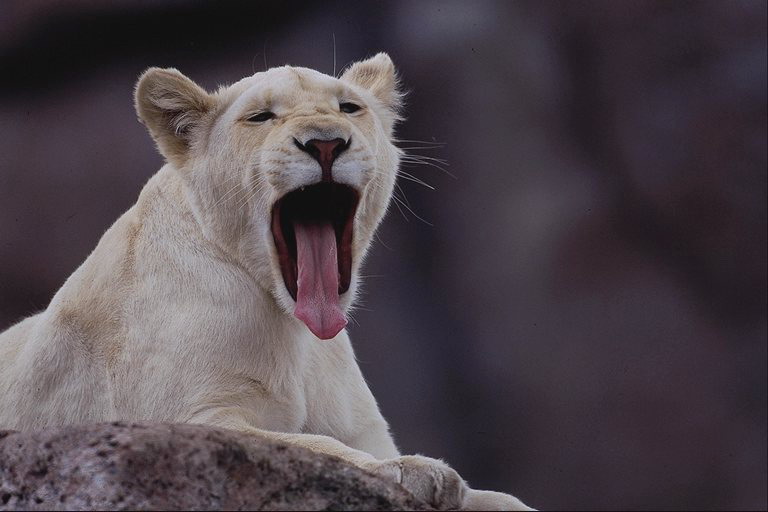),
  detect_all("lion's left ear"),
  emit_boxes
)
[341,53,403,116]
[134,67,215,167]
